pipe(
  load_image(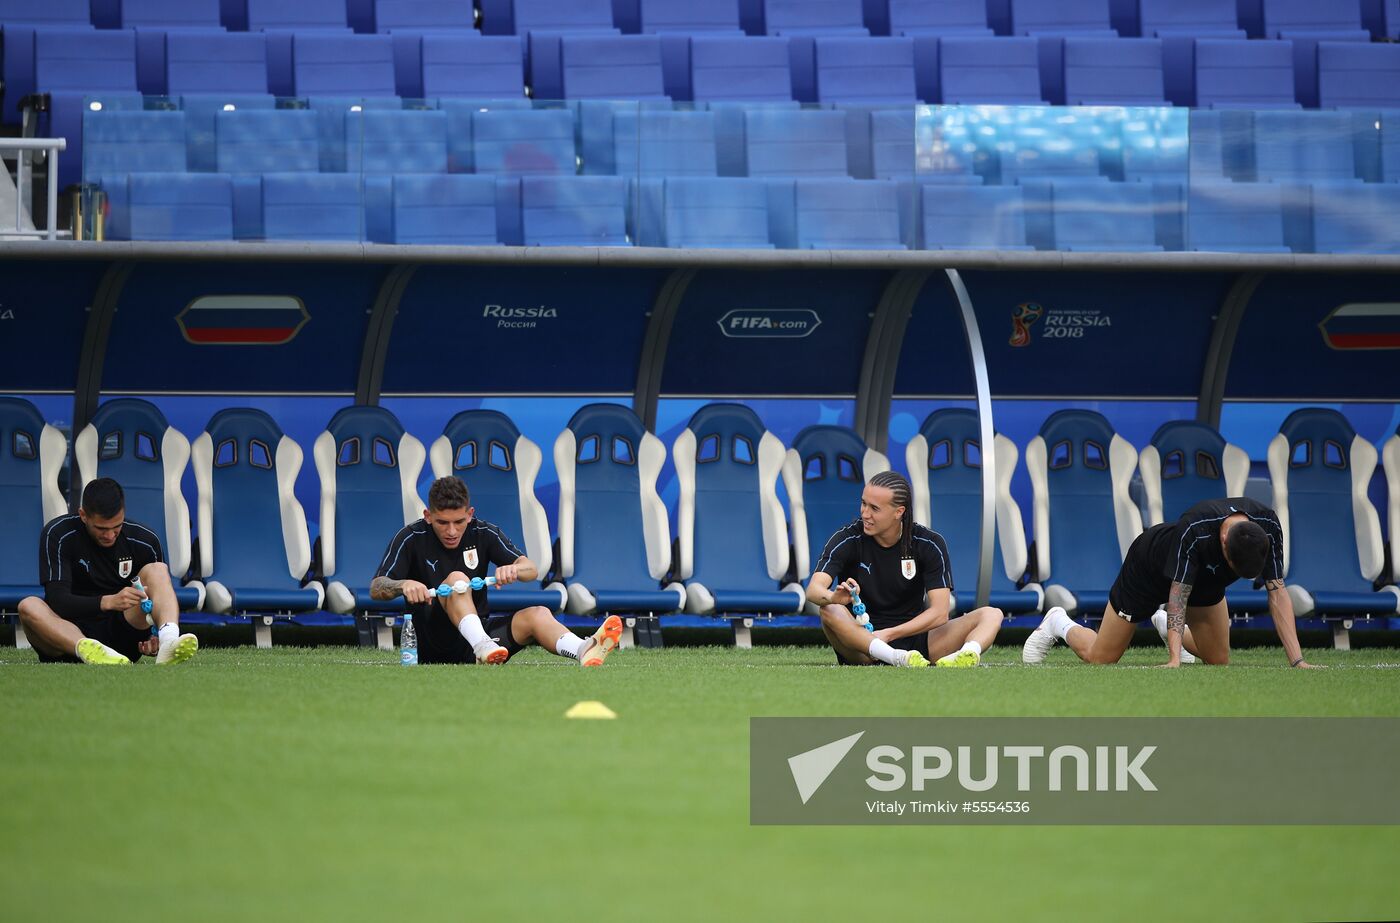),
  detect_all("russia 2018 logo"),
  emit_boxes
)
[1009,302,1043,347]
